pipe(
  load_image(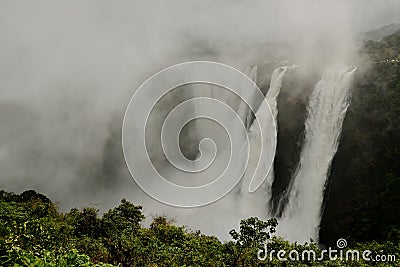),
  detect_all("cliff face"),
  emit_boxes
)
[271,68,318,216]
